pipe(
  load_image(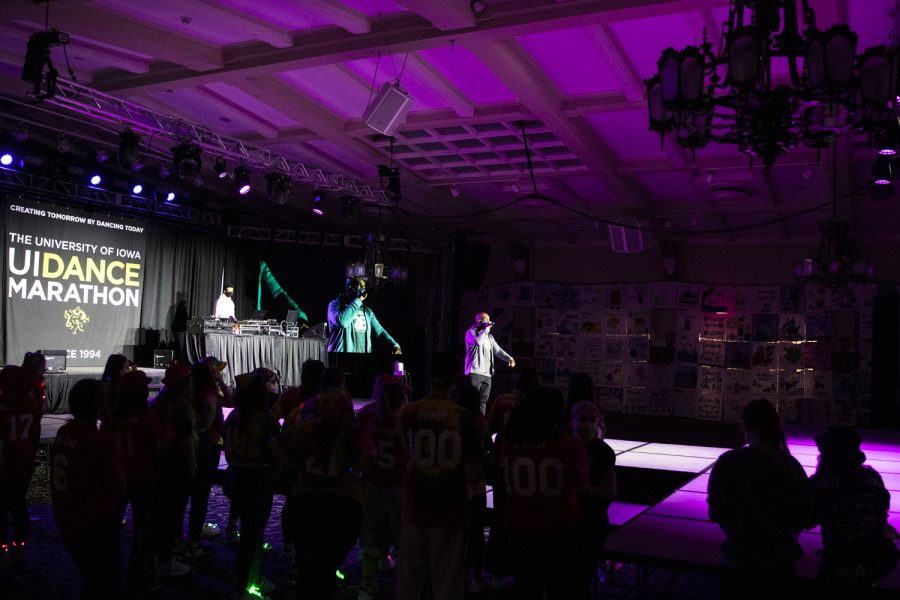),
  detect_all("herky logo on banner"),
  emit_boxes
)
[4,200,146,367]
